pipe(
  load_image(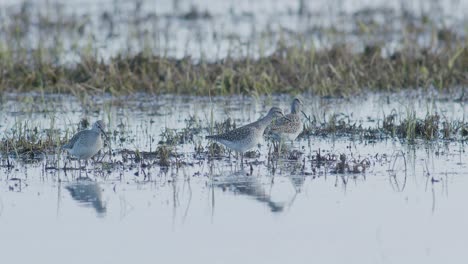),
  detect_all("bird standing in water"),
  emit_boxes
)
[62,120,107,169]
[206,107,286,165]
[267,98,305,152]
